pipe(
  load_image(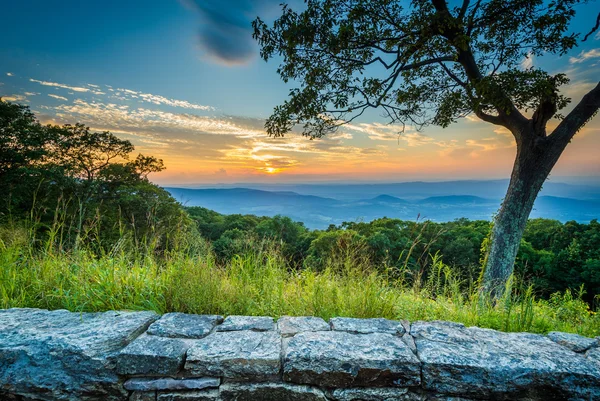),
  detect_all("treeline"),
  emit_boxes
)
[187,206,600,303]
[0,100,190,254]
